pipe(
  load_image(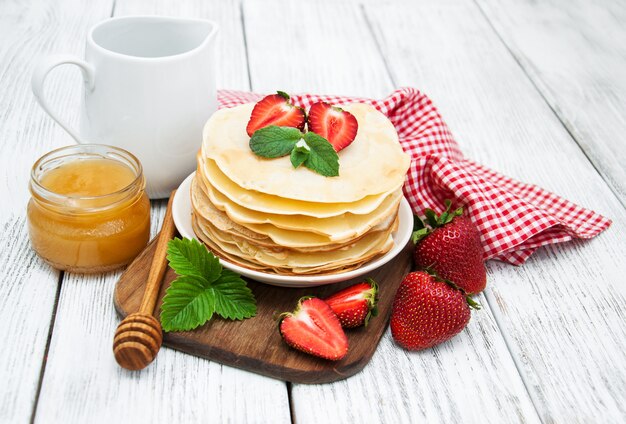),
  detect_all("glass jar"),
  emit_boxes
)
[28,144,151,273]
